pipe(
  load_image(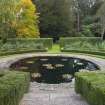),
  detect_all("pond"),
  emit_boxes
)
[10,56,99,84]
